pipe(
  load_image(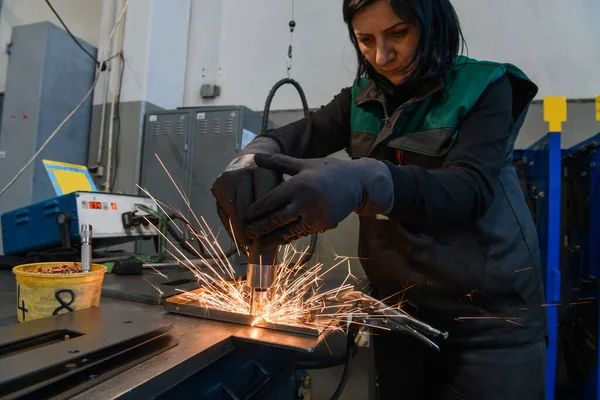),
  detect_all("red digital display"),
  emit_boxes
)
[89,201,102,209]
